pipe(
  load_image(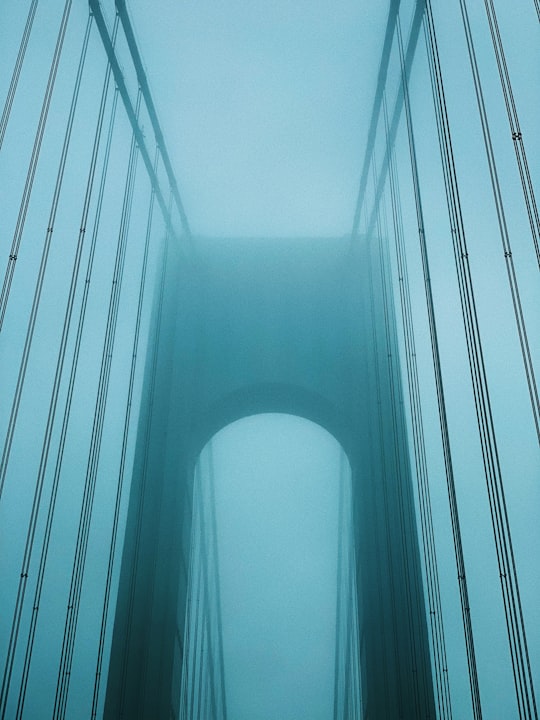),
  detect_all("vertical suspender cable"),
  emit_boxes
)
[197,463,217,720]
[126,216,175,720]
[184,515,198,720]
[383,89,452,719]
[0,6,85,501]
[180,485,198,720]
[207,442,228,720]
[424,2,537,716]
[196,577,207,720]
[481,0,540,269]
[196,471,218,720]
[118,198,172,715]
[342,469,354,720]
[377,160,430,715]
[0,0,72,330]
[185,503,200,720]
[202,579,217,720]
[333,451,345,720]
[0,0,39,151]
[367,179,402,715]
[187,507,201,720]
[52,88,141,720]
[194,468,206,720]
[351,554,361,719]
[1,4,89,700]
[15,83,120,720]
[1,0,86,699]
[342,554,352,720]
[193,533,204,720]
[458,0,540,442]
[396,15,482,718]
[90,145,160,718]
[174,622,185,716]
[0,14,113,715]
[364,392,392,716]
[349,536,361,719]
